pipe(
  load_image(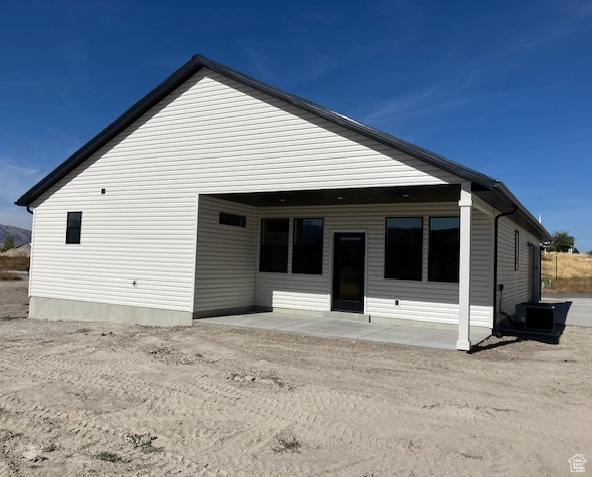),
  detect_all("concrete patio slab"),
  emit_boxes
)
[196,312,491,350]
[200,312,315,330]
[278,317,393,339]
